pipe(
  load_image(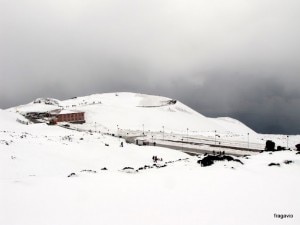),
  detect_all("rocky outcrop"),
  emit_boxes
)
[197,154,243,167]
